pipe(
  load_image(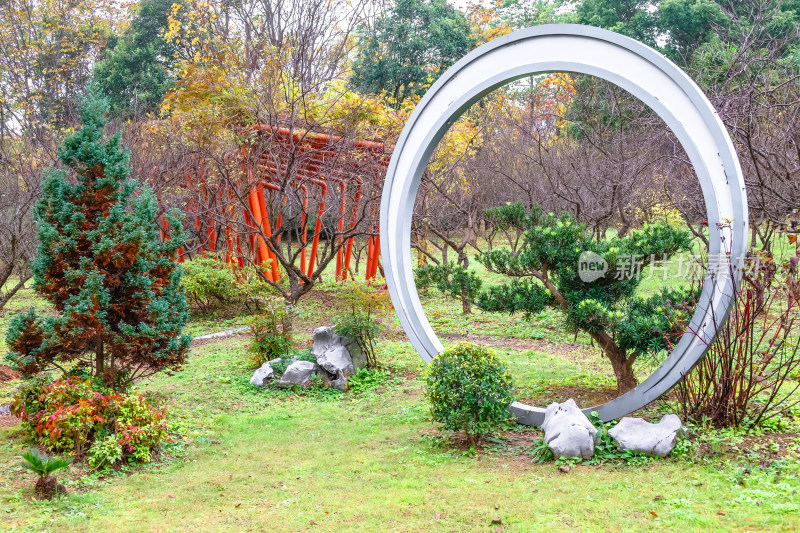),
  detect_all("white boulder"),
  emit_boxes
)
[608,414,685,457]
[311,326,341,357]
[316,345,355,377]
[541,399,598,459]
[278,361,318,388]
[249,363,274,387]
[312,326,363,377]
